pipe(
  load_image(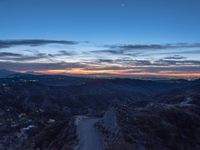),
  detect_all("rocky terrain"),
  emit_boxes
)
[97,85,200,150]
[0,72,200,150]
